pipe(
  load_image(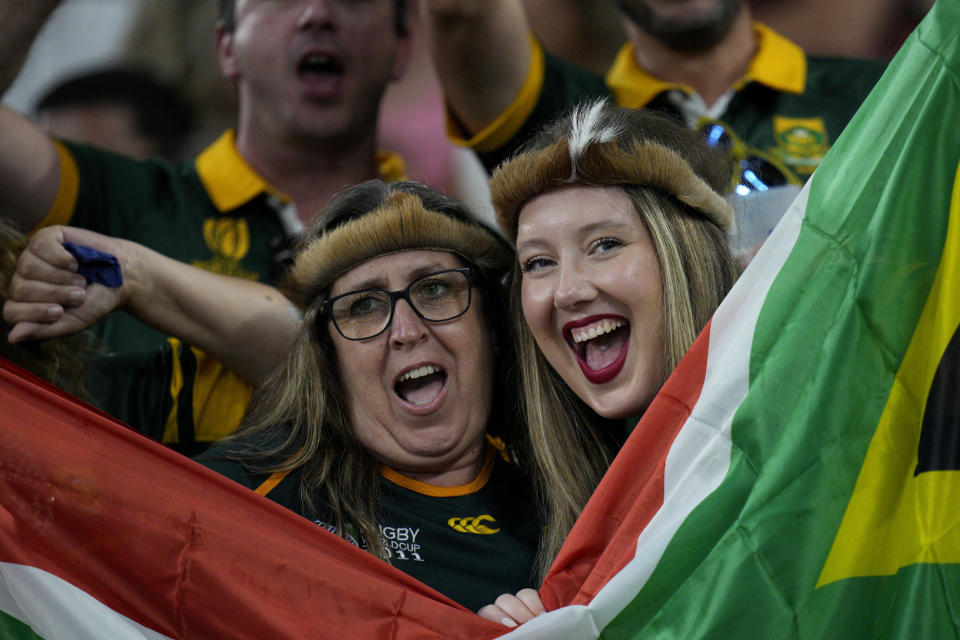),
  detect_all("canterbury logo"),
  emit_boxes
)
[447,515,500,535]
